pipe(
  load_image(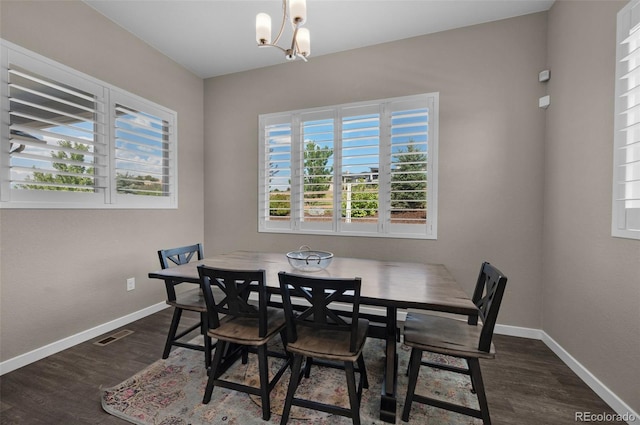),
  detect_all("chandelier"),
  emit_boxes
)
[256,0,310,61]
